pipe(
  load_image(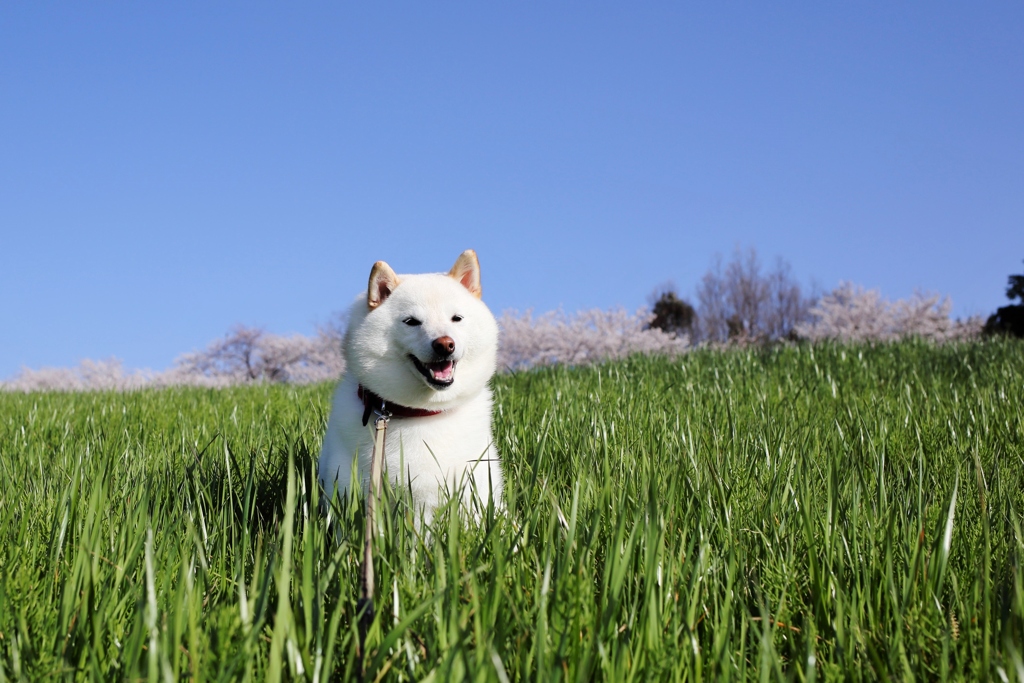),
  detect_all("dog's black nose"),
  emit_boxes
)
[432,336,456,356]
